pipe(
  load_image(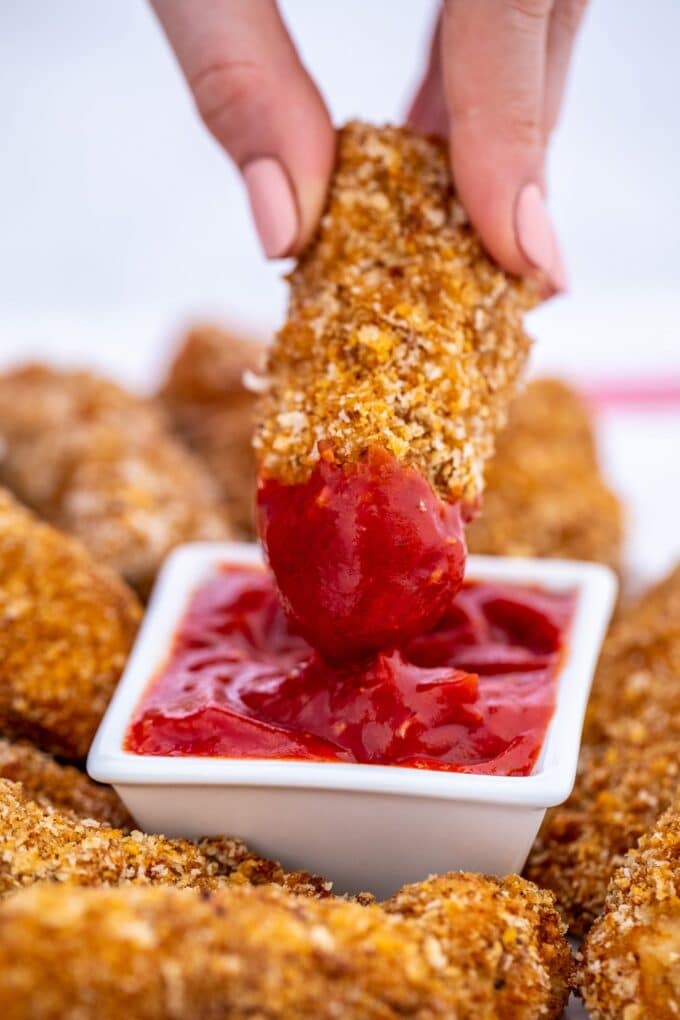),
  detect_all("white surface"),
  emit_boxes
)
[89,543,617,897]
